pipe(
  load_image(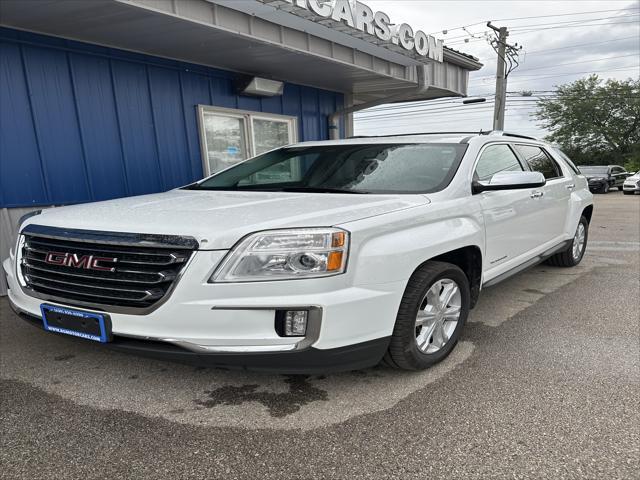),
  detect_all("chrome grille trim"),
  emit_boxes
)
[19,225,198,313]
